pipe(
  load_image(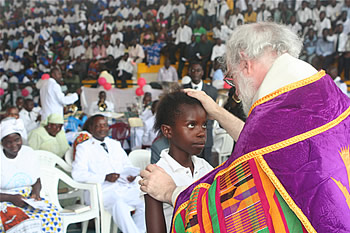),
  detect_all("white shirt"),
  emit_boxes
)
[315,17,331,37]
[257,9,272,22]
[110,32,124,44]
[175,25,193,45]
[117,7,130,19]
[73,45,85,59]
[39,78,79,120]
[157,66,178,82]
[106,45,115,57]
[15,48,27,58]
[297,7,313,24]
[118,58,134,74]
[172,3,186,15]
[72,137,135,189]
[113,43,126,59]
[157,3,172,19]
[228,13,244,29]
[326,3,341,21]
[337,32,349,53]
[217,1,229,23]
[157,149,213,233]
[89,100,115,116]
[0,145,40,190]
[130,7,140,17]
[211,44,226,61]
[129,44,145,60]
[334,76,348,95]
[204,0,217,17]
[312,6,326,23]
[142,115,157,146]
[213,25,233,42]
[19,108,40,133]
[287,22,302,36]
[191,80,204,91]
